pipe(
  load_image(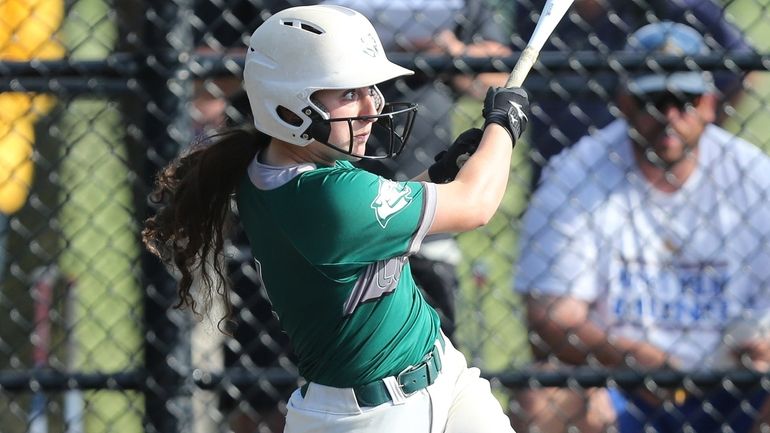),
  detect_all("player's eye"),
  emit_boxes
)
[341,89,357,100]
